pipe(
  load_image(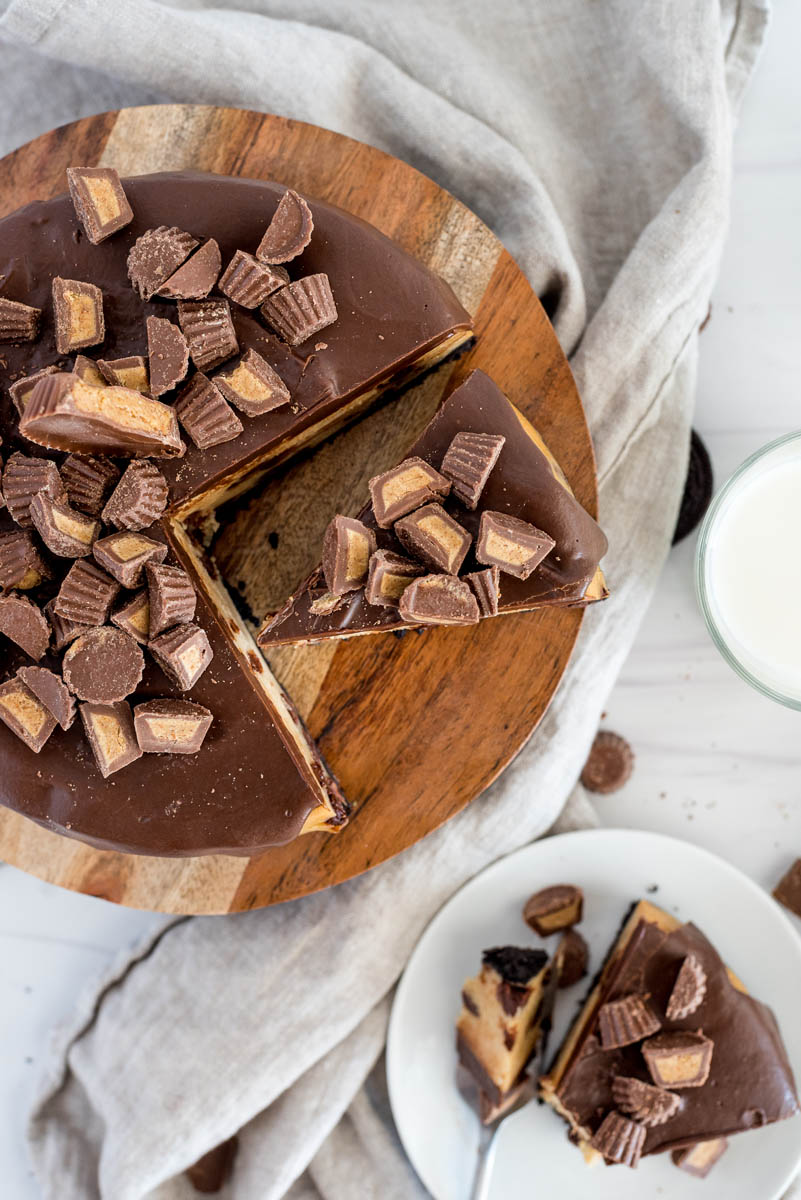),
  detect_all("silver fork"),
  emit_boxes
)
[458,1075,536,1200]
